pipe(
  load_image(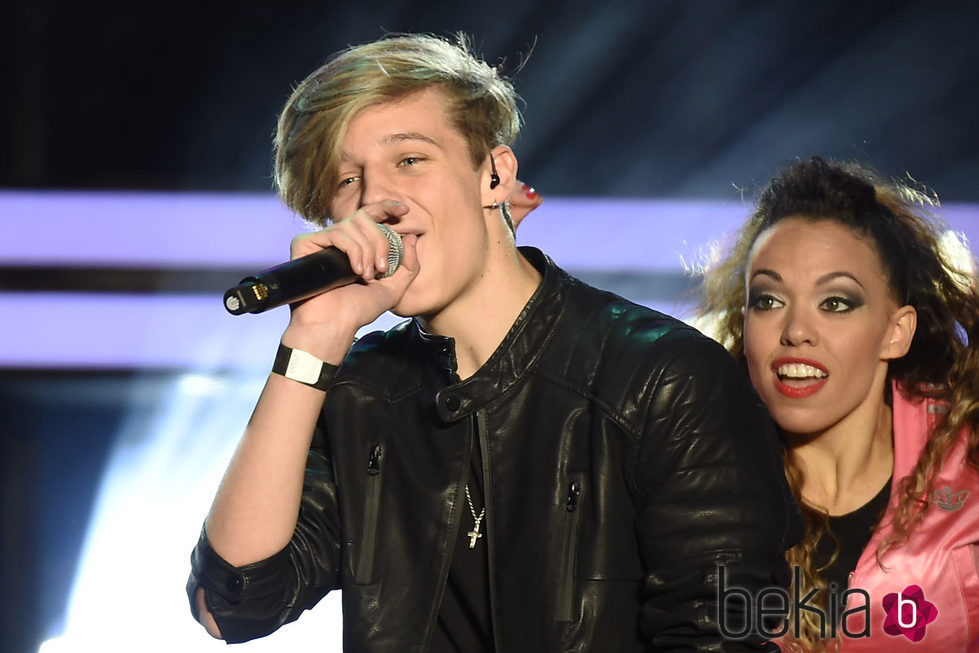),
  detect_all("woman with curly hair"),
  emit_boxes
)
[699,156,979,651]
